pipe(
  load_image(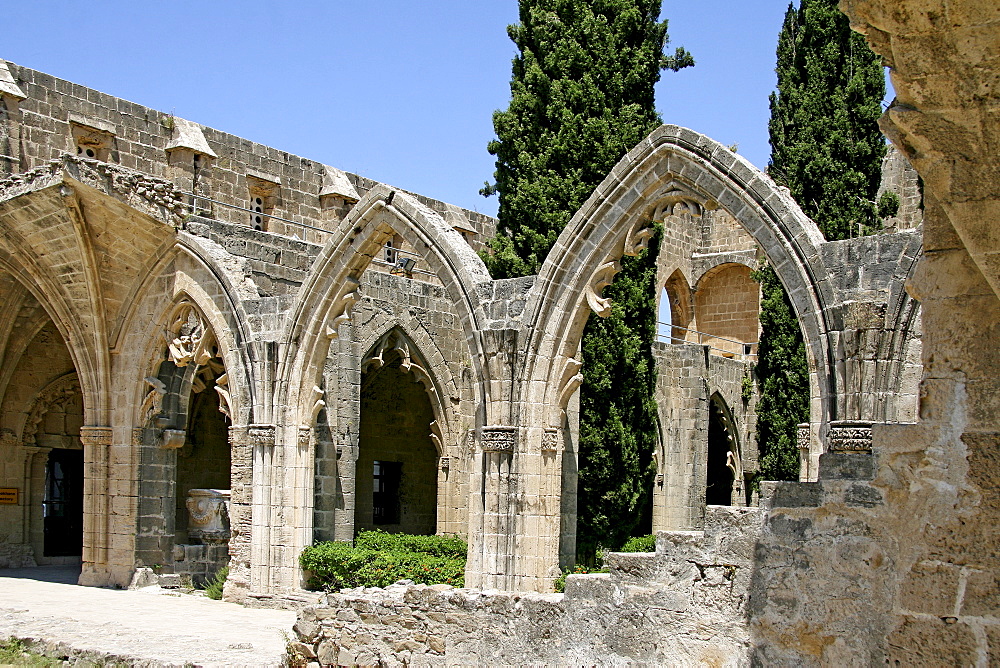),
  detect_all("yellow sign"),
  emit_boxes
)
[0,488,18,505]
